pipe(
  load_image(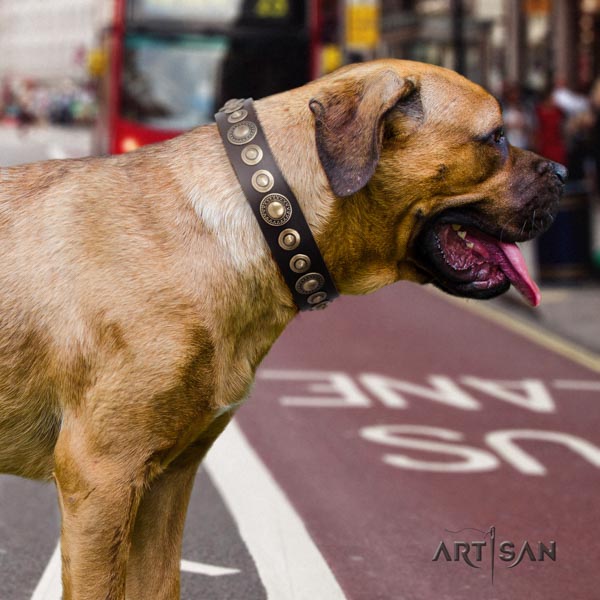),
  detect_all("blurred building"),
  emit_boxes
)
[379,0,600,94]
[0,0,598,92]
[0,0,112,80]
